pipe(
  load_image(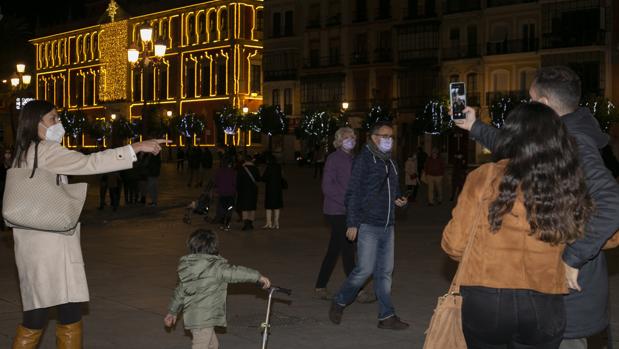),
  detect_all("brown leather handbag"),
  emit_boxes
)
[423,205,482,349]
